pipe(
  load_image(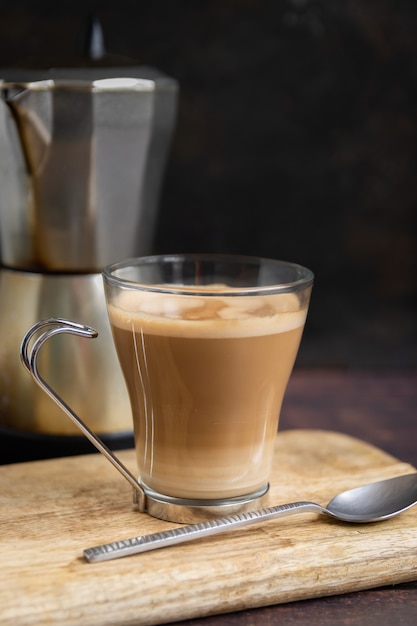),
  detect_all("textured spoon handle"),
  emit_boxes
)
[84,501,321,562]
